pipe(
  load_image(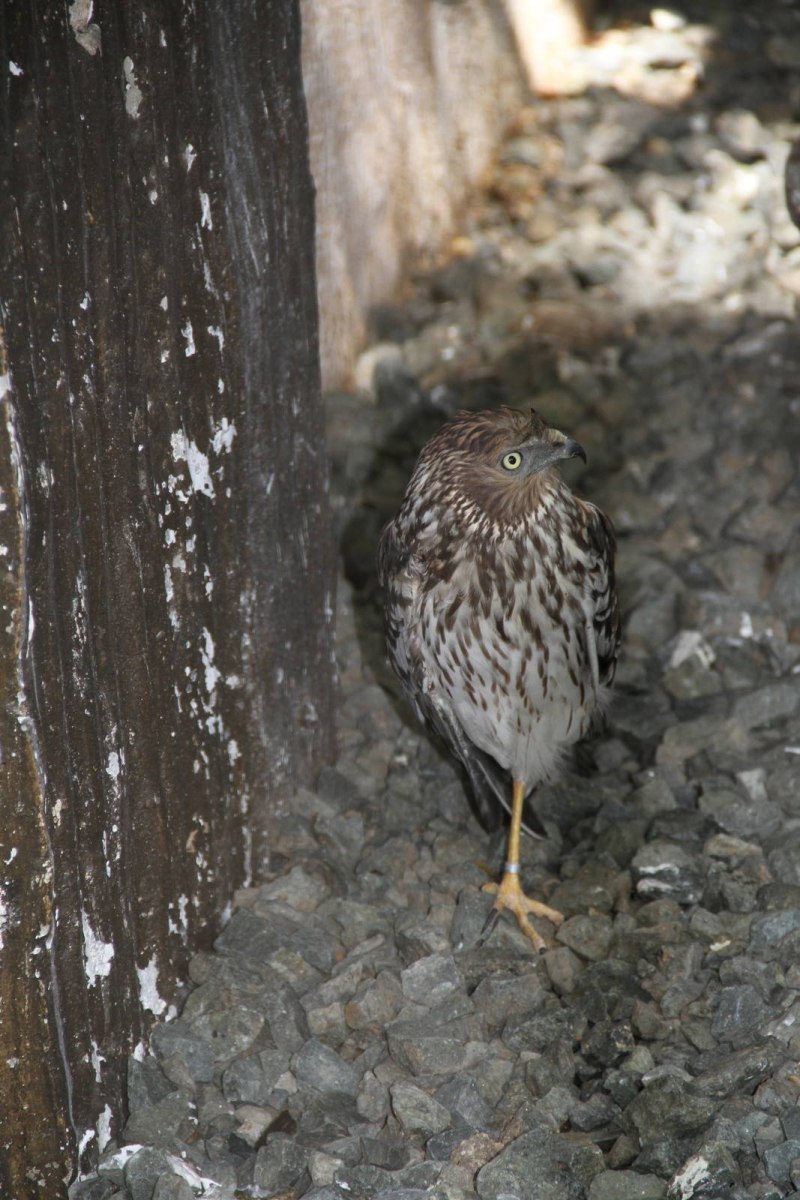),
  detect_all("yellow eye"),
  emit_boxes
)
[501,451,522,471]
